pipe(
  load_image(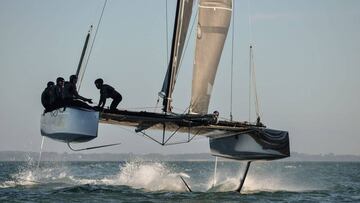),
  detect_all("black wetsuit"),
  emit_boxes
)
[53,84,64,109]
[41,86,55,111]
[98,84,122,110]
[63,82,92,109]
[63,81,76,100]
